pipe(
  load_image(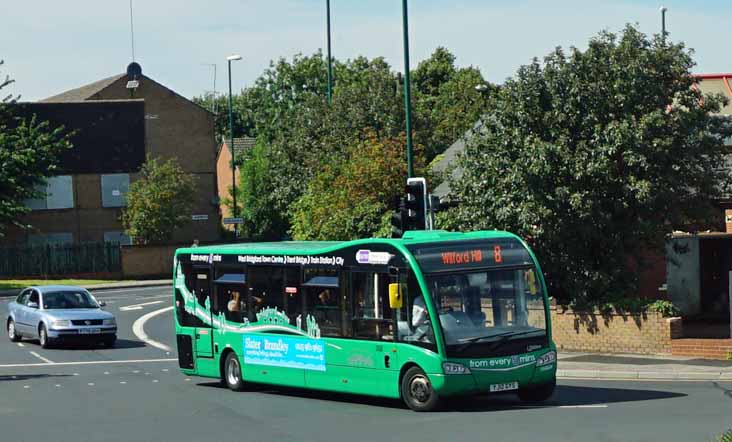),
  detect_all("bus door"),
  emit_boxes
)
[191,266,214,358]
